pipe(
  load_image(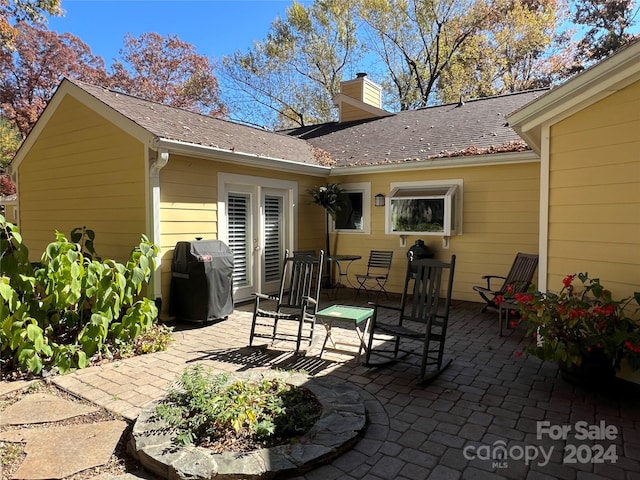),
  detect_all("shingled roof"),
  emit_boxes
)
[67,79,320,165]
[68,79,546,170]
[283,89,547,168]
